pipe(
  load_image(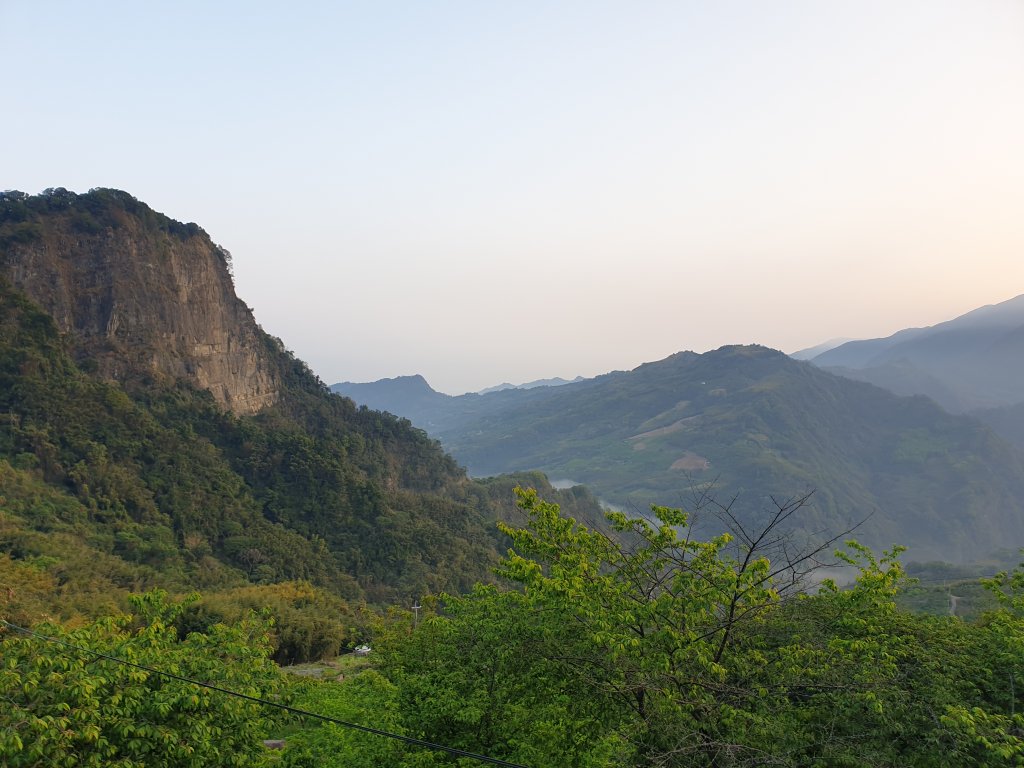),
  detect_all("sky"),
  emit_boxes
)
[3,1,1023,394]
